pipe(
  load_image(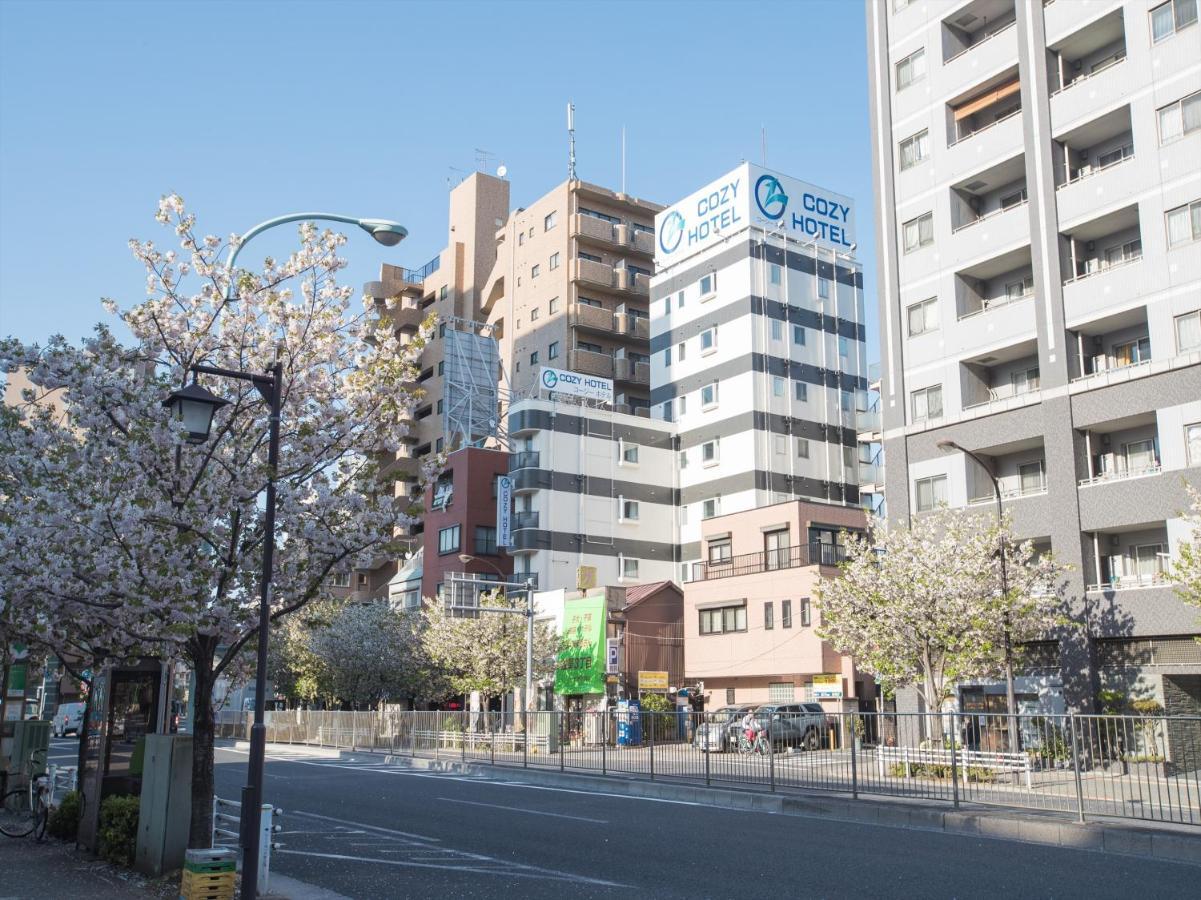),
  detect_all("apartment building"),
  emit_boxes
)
[684,499,873,710]
[506,397,678,591]
[867,0,1201,712]
[649,163,870,573]
[481,180,662,415]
